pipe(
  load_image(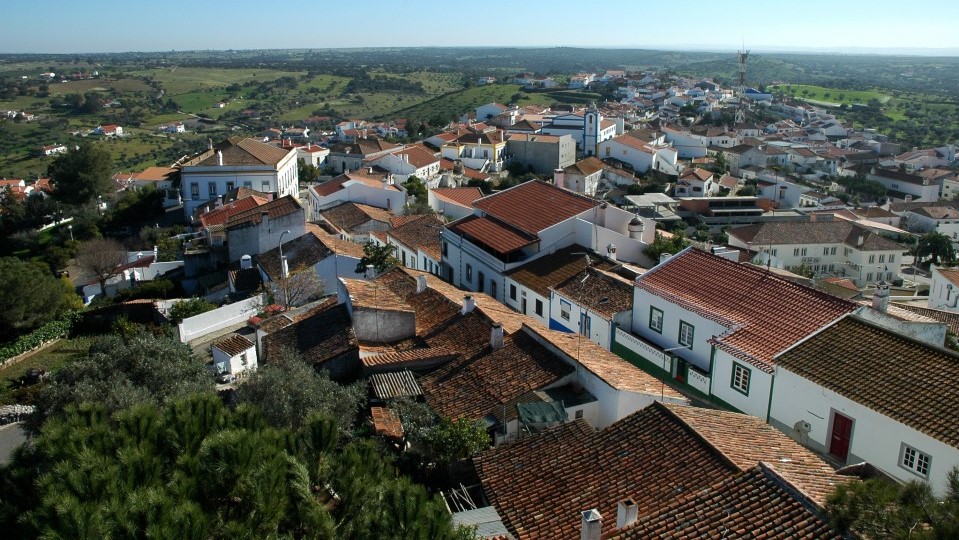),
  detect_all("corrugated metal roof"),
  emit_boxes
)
[370,370,422,399]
